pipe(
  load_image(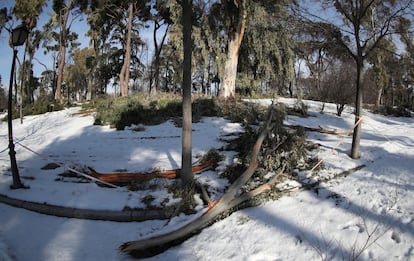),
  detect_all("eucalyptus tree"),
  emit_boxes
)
[12,0,46,105]
[39,70,56,98]
[398,17,414,110]
[181,0,193,185]
[366,38,396,110]
[86,0,149,96]
[148,0,173,95]
[44,0,90,103]
[238,2,295,96]
[64,47,95,101]
[300,0,414,159]
[201,0,296,98]
[213,0,247,98]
